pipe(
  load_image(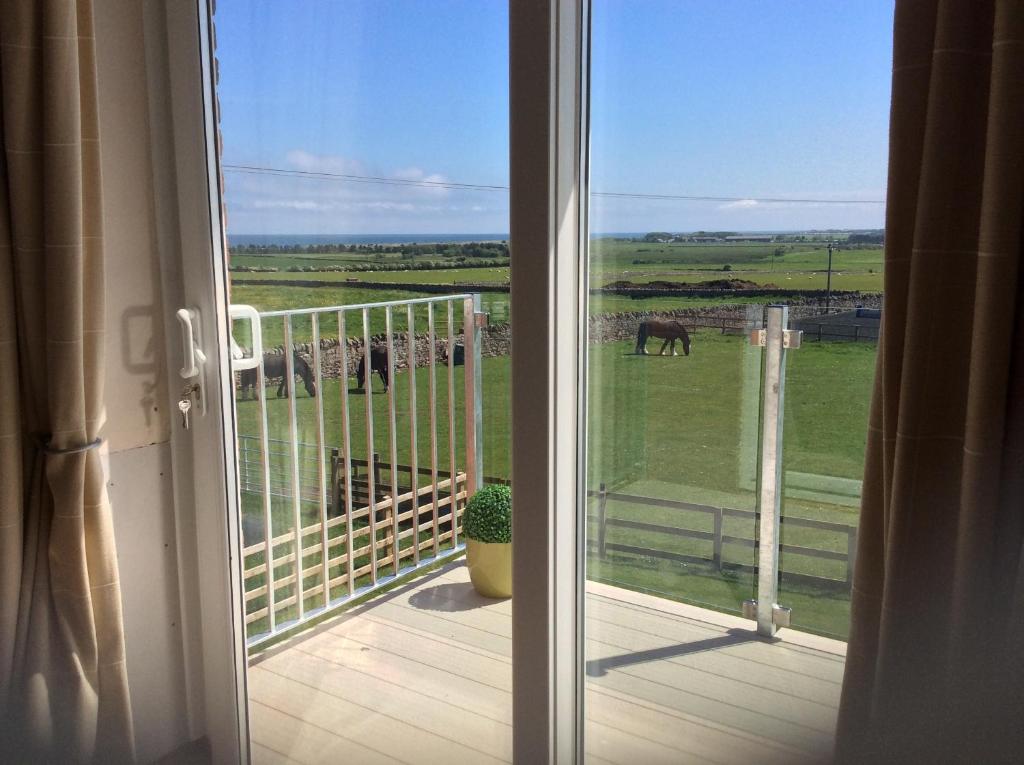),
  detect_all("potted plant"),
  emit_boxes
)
[463,484,512,598]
